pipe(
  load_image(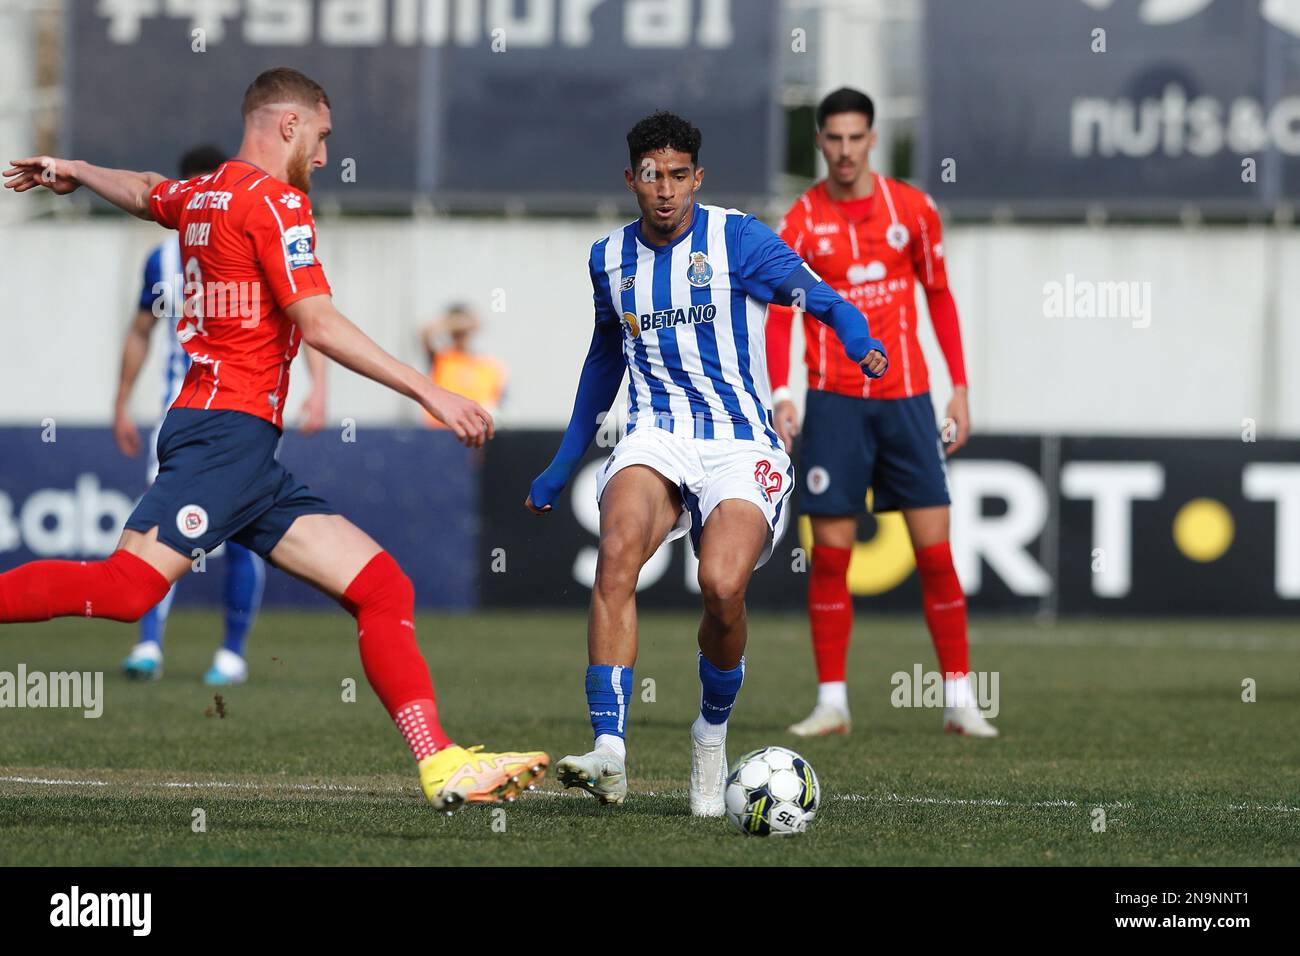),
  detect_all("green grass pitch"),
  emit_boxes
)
[1,610,1296,866]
